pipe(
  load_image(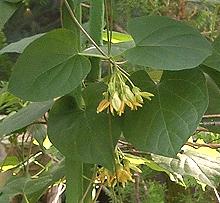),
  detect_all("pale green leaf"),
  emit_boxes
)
[103,31,133,43]
[152,147,220,189]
